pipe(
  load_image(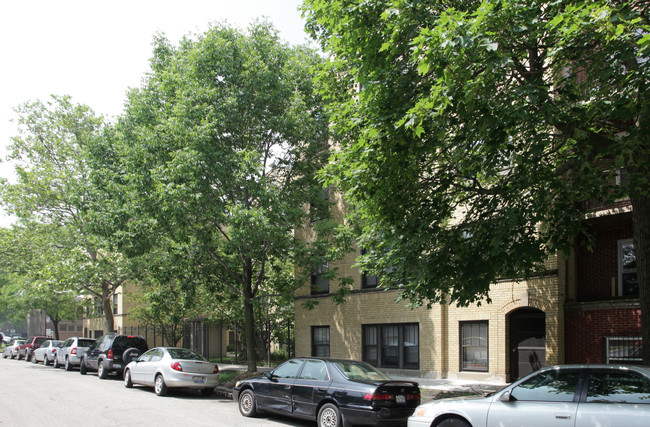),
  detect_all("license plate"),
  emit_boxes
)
[113,364,121,369]
[193,376,206,384]
[396,395,406,404]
